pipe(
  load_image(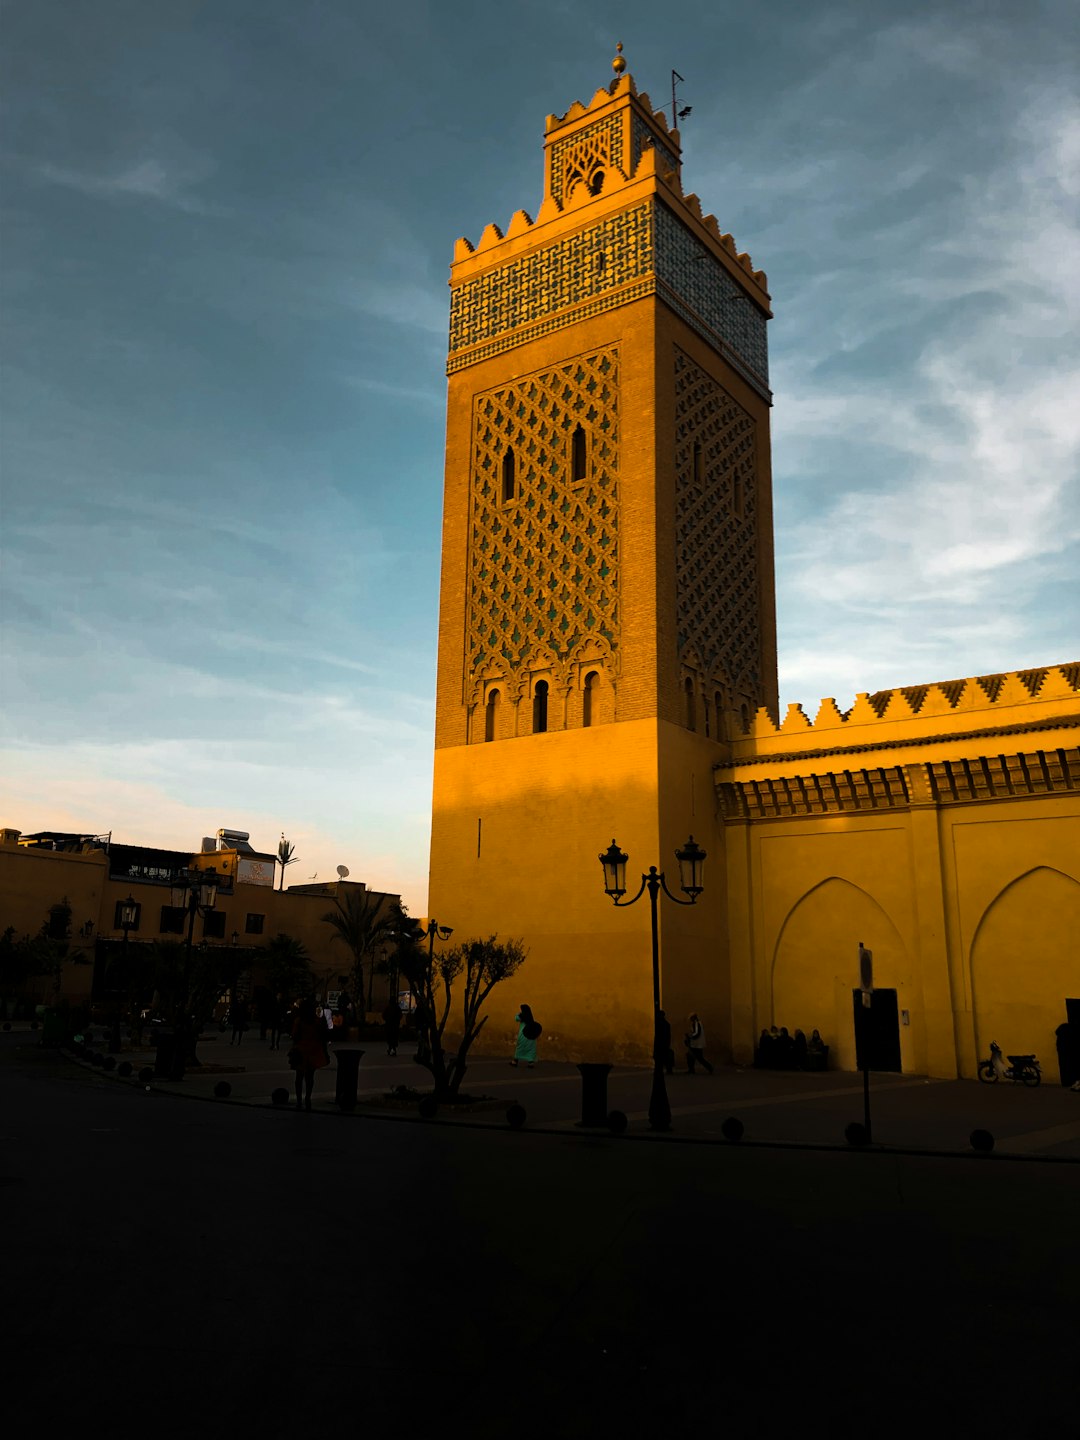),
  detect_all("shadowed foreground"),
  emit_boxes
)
[5,1036,1076,1436]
